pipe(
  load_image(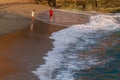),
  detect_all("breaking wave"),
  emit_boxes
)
[33,13,120,80]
